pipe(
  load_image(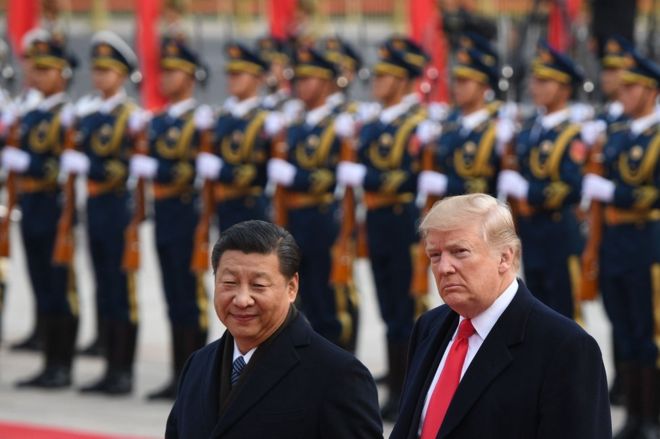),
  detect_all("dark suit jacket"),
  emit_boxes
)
[390,281,611,439]
[165,313,383,439]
